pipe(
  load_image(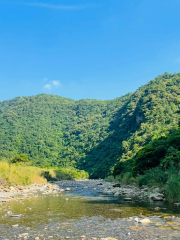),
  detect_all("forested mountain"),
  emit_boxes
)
[0,92,131,169]
[1,72,180,178]
[81,72,180,177]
